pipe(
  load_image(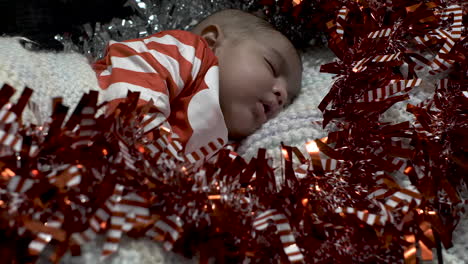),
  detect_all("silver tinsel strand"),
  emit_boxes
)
[55,0,245,59]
